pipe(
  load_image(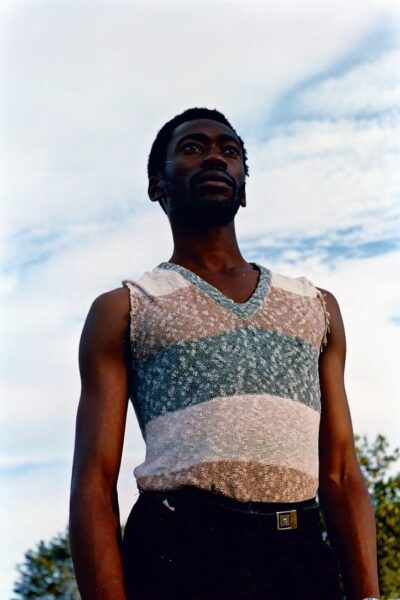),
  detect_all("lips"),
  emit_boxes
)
[195,171,234,187]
